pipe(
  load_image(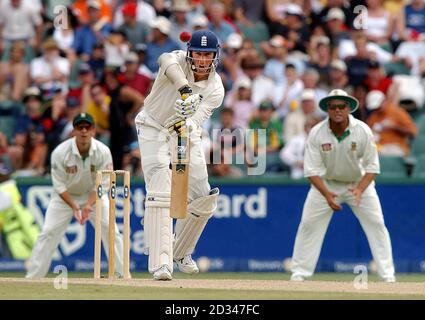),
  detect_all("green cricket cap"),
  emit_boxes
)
[73,113,95,127]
